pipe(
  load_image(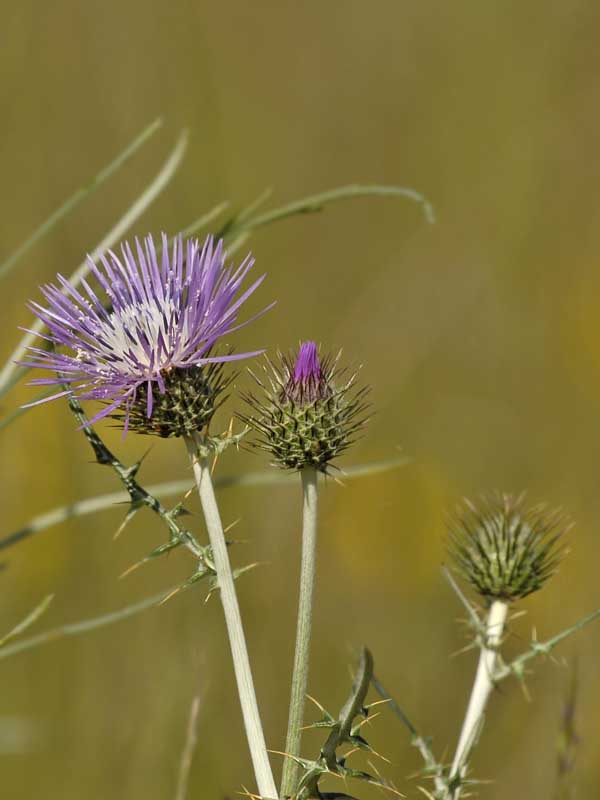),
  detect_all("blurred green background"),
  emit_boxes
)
[1,1,600,798]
